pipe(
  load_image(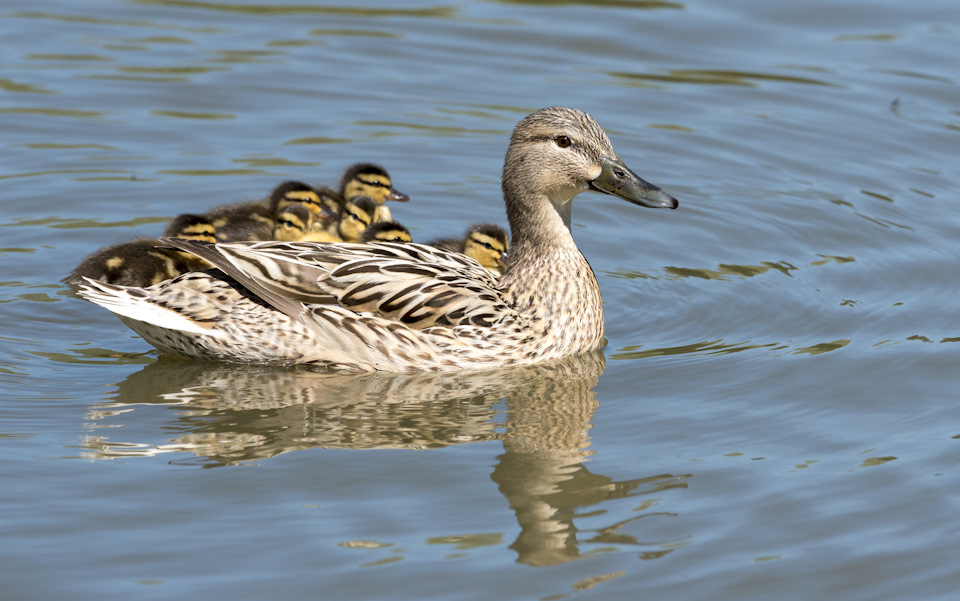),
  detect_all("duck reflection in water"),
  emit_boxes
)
[83,351,689,566]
